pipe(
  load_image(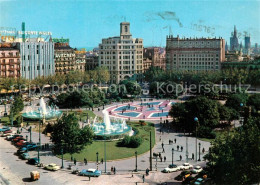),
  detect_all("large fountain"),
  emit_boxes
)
[92,110,132,139]
[22,97,62,121]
